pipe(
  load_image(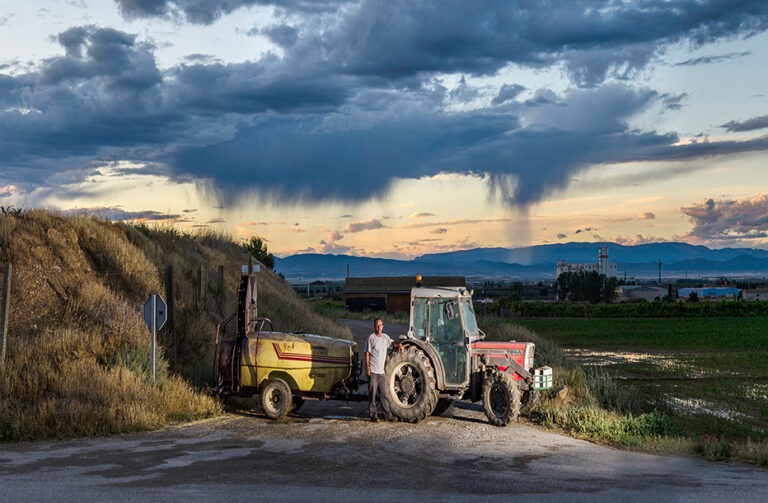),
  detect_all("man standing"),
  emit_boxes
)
[365,318,403,422]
